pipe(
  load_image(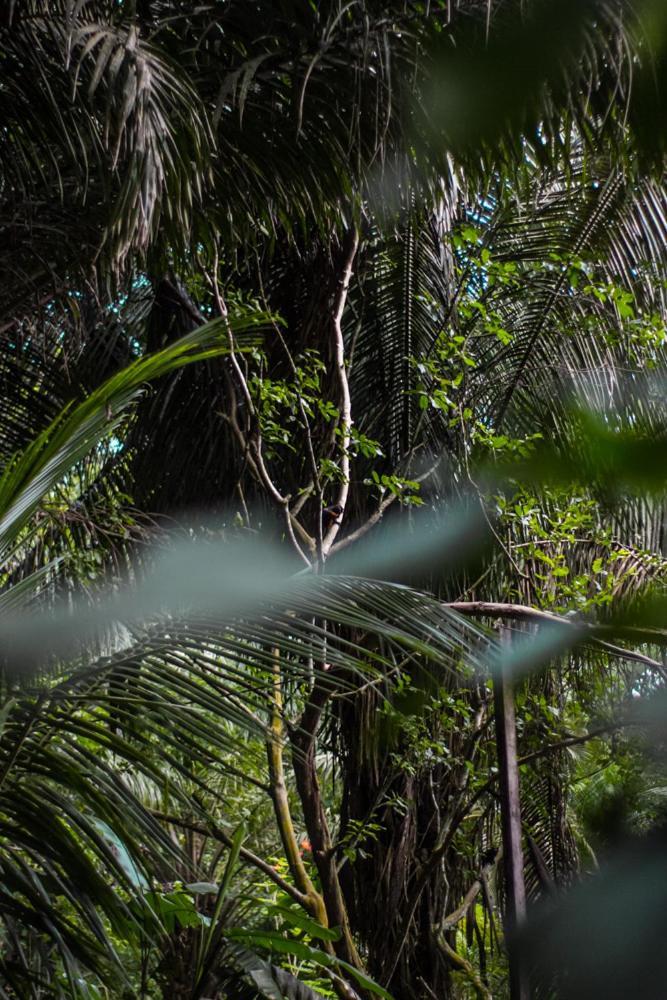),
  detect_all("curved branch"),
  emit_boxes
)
[323,228,359,558]
[444,600,667,678]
